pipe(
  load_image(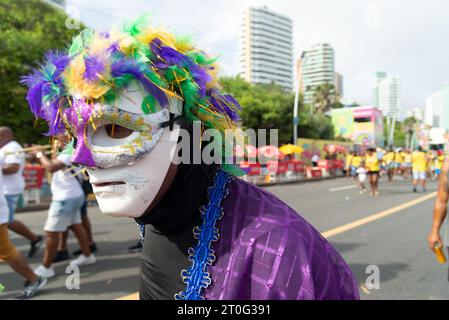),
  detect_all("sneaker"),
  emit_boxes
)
[16,276,47,299]
[70,254,96,267]
[34,265,55,278]
[28,236,43,258]
[73,243,97,256]
[53,250,70,263]
[128,241,143,253]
